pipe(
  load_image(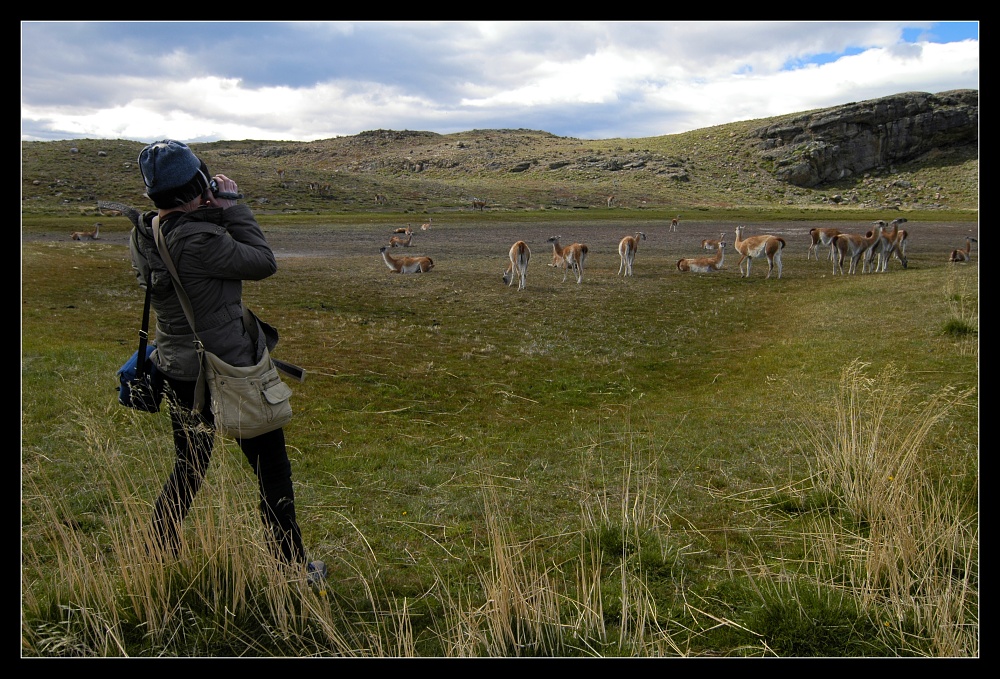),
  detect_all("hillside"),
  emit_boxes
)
[21,90,978,219]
